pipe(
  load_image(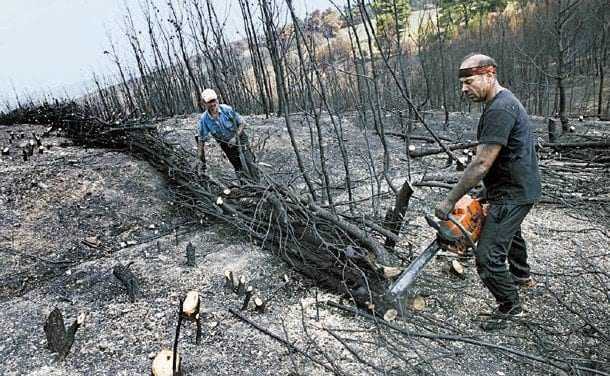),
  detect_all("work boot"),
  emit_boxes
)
[511,274,536,289]
[479,305,525,331]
